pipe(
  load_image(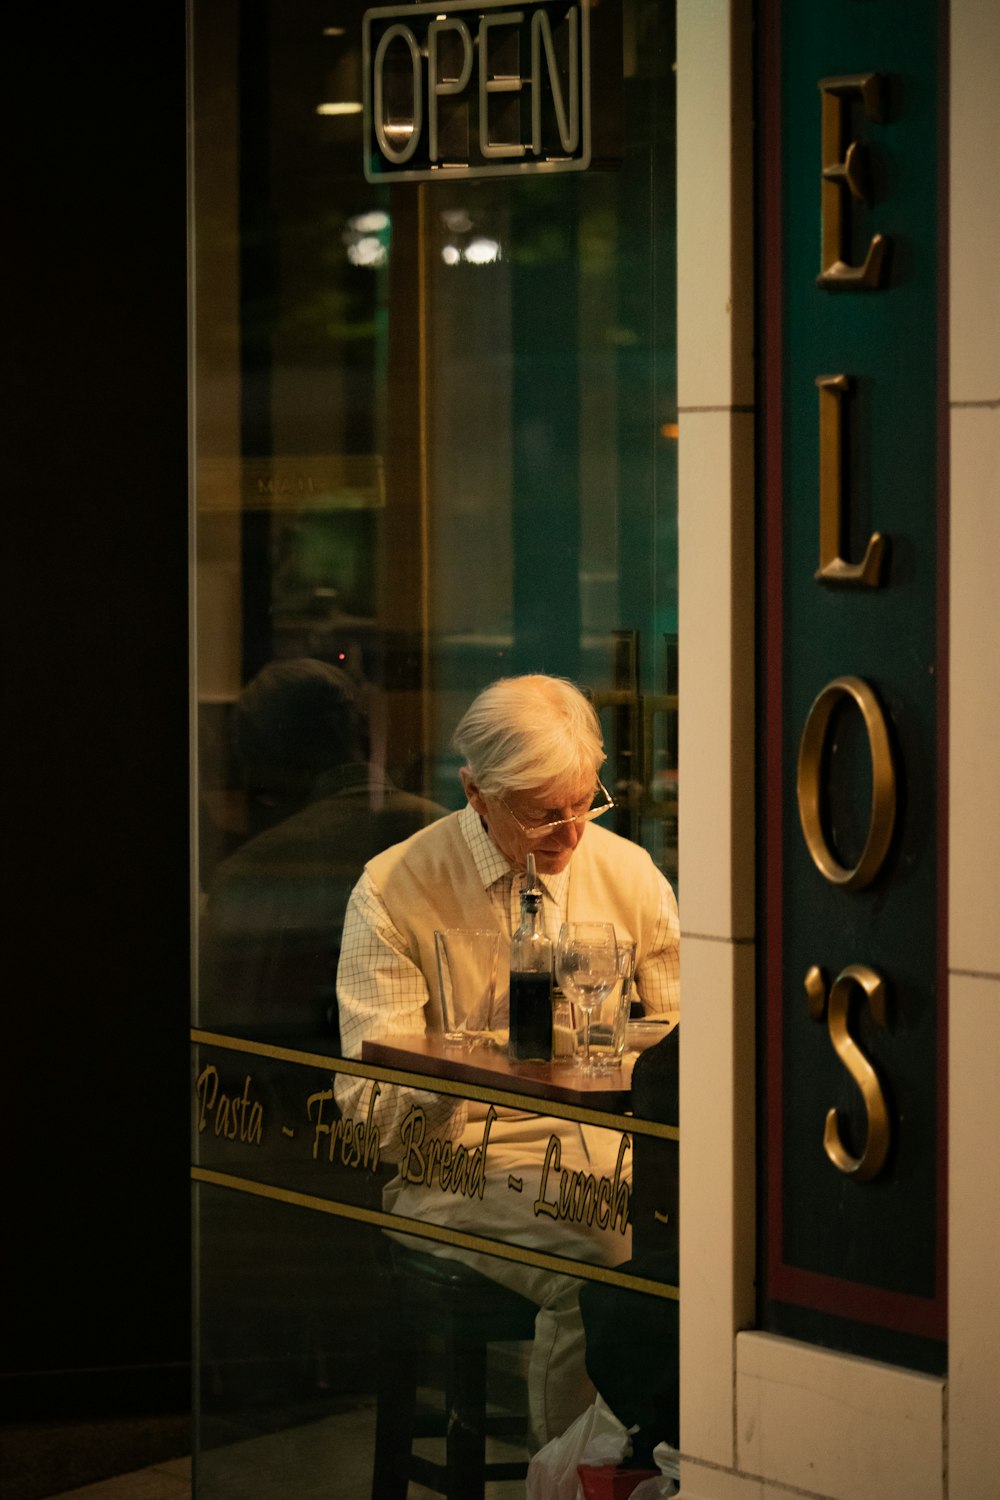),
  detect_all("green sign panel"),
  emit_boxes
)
[758,0,946,1371]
